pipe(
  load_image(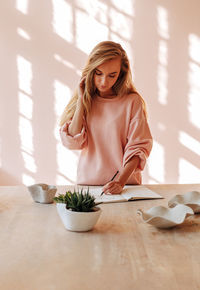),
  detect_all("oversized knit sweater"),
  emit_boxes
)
[60,93,153,185]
